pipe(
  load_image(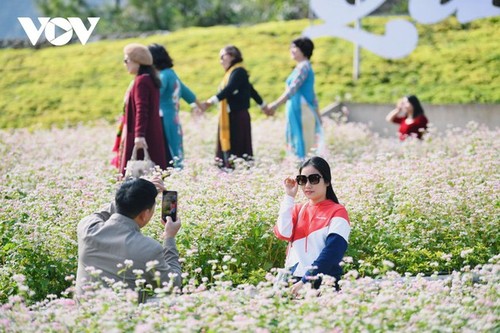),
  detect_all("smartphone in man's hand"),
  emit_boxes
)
[161,190,178,221]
